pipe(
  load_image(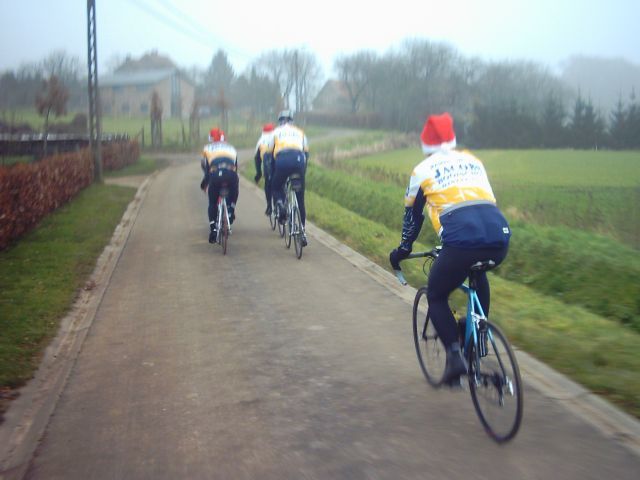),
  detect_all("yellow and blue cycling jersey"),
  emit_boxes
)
[255,132,273,159]
[268,123,308,158]
[201,142,238,173]
[405,149,496,235]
